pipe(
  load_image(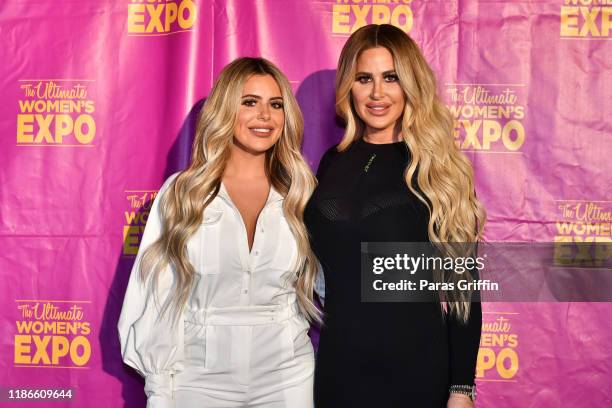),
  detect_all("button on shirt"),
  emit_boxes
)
[190,180,298,309]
